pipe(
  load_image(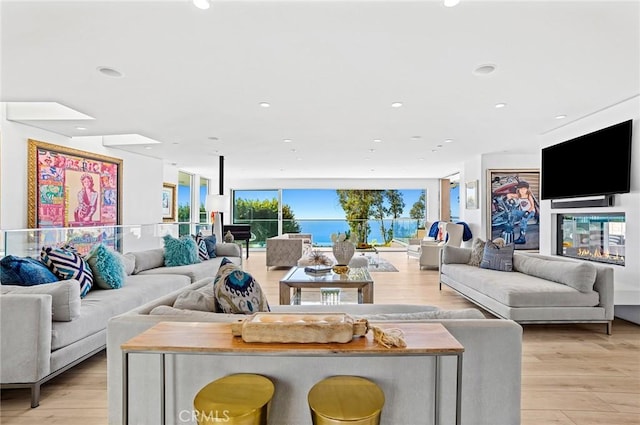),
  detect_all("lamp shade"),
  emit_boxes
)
[206,194,229,212]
